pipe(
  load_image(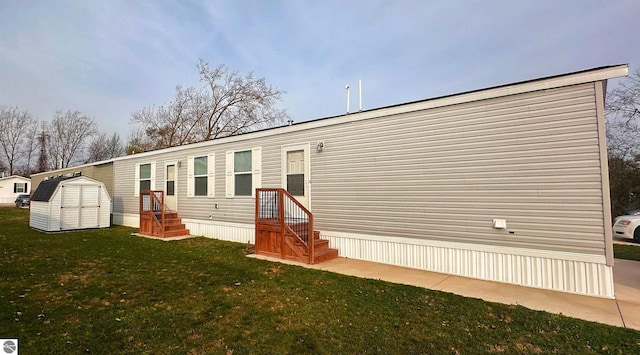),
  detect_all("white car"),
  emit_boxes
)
[613,215,640,241]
